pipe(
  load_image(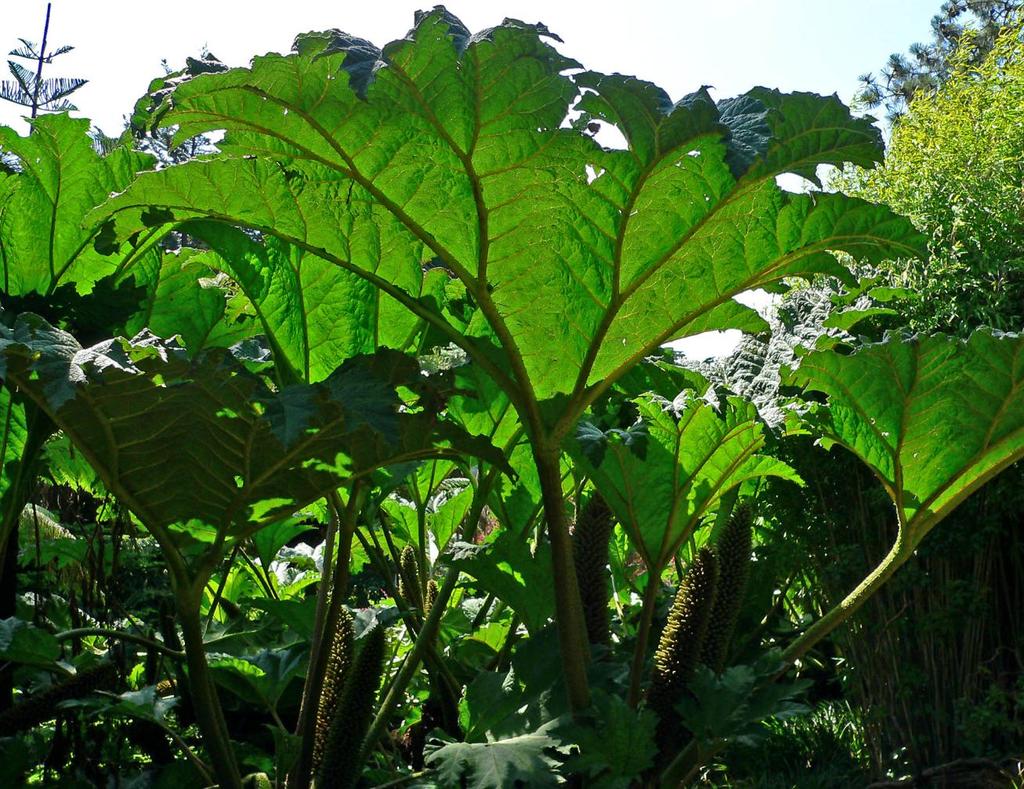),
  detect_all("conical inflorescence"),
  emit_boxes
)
[701,503,754,672]
[398,545,423,612]
[316,624,386,789]
[572,493,614,645]
[647,547,719,750]
[424,578,439,617]
[312,606,355,773]
[0,661,117,736]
